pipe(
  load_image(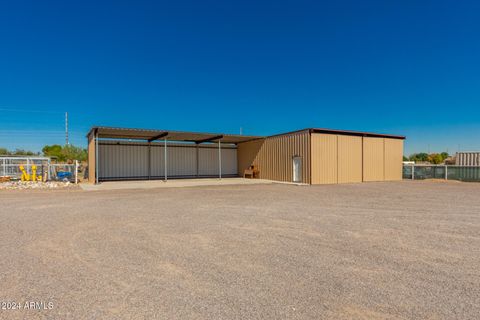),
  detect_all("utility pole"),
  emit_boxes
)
[65,111,69,145]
